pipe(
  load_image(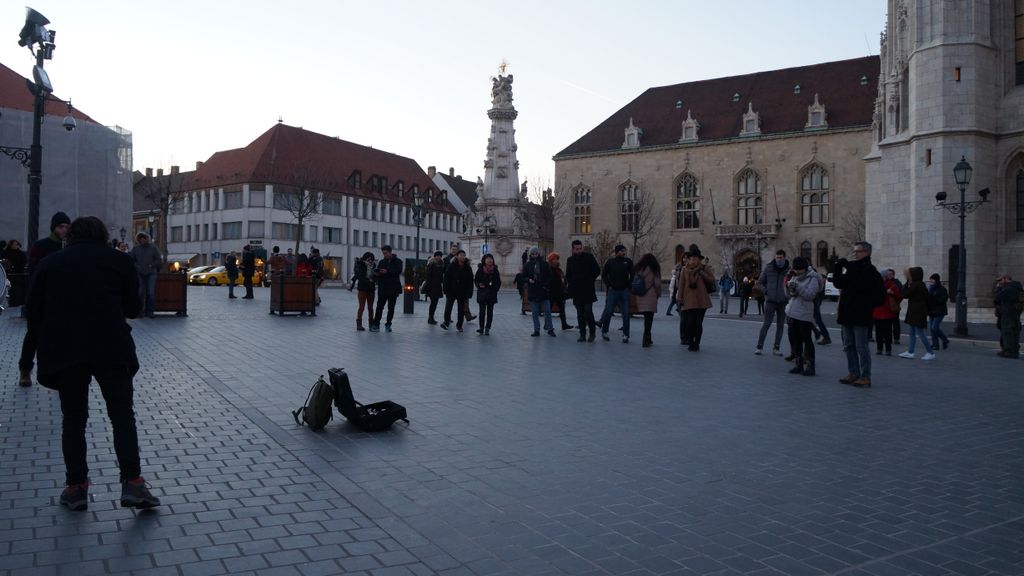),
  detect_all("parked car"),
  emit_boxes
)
[824,273,839,301]
[189,266,263,286]
[186,265,216,283]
